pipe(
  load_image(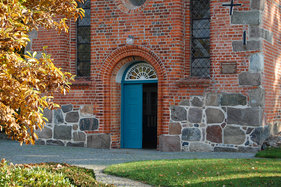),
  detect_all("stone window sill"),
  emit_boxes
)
[176,77,211,88]
[72,77,92,86]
